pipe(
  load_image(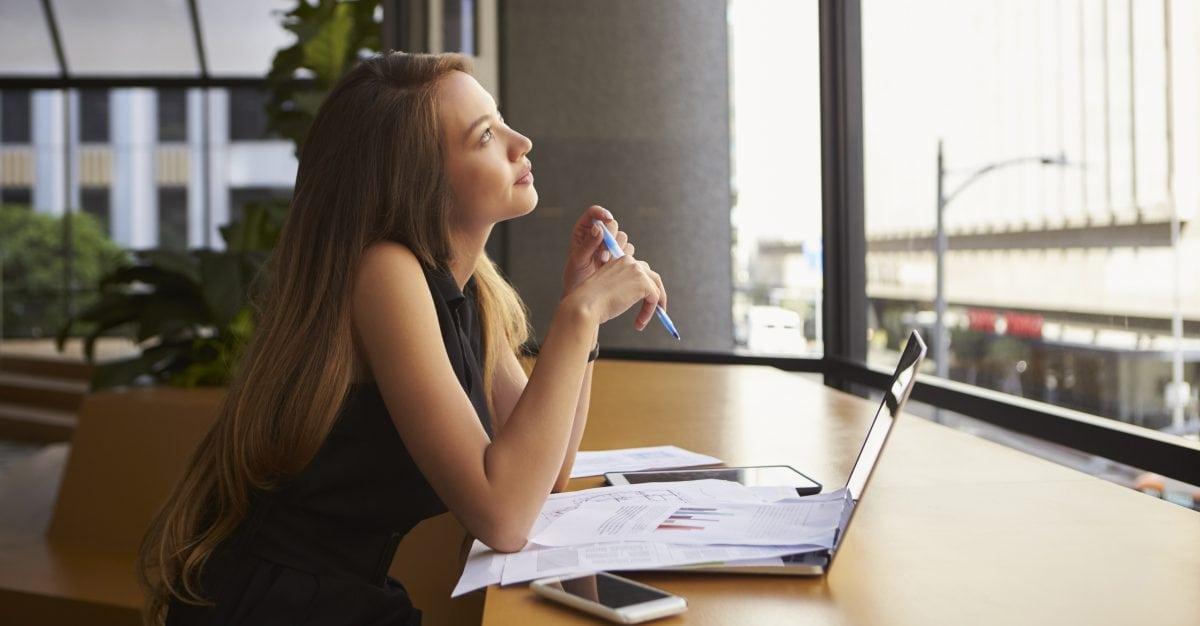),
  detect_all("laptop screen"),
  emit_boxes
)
[843,331,927,501]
